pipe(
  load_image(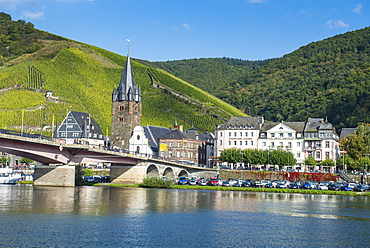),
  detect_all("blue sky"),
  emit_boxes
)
[1,0,369,61]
